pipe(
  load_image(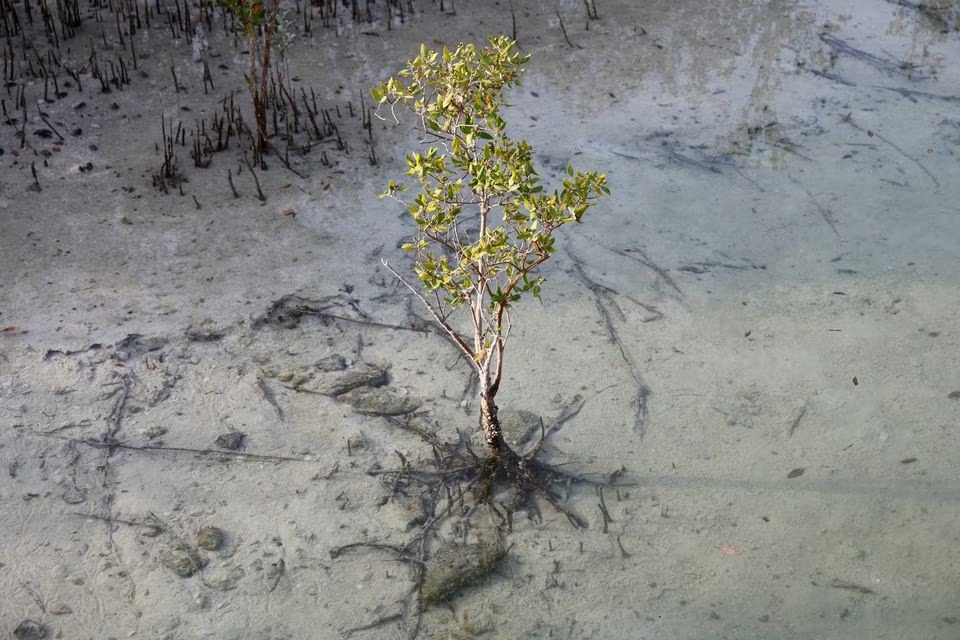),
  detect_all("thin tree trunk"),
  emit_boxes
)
[480,393,504,453]
[255,39,270,153]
